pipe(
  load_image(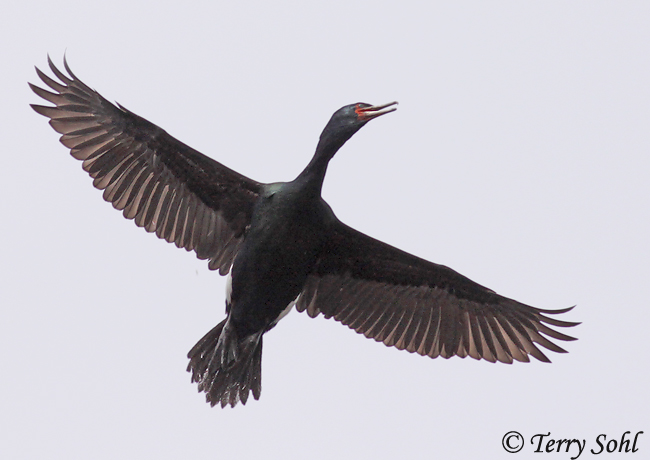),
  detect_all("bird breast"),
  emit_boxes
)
[226,186,329,334]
